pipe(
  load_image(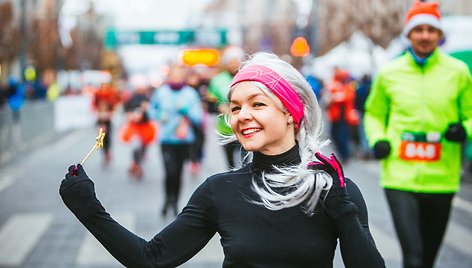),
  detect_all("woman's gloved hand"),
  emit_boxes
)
[308,152,357,219]
[59,164,102,221]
